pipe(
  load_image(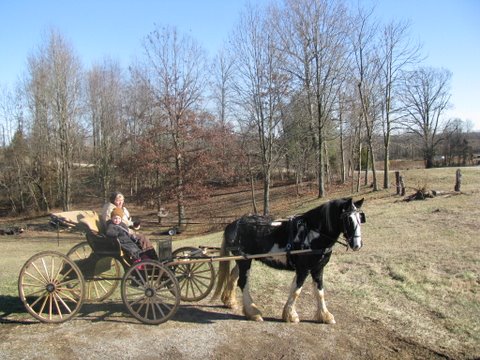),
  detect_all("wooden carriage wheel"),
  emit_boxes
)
[18,251,85,323]
[121,260,180,325]
[67,242,122,302]
[170,247,216,302]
